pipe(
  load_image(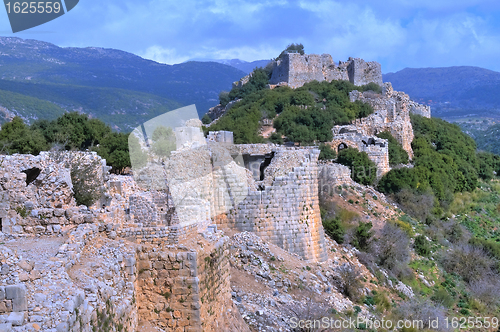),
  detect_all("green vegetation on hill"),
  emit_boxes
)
[0,113,130,173]
[0,89,67,123]
[0,80,182,131]
[459,121,500,156]
[376,130,409,165]
[378,115,486,214]
[209,75,379,144]
[336,147,377,185]
[0,37,247,129]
